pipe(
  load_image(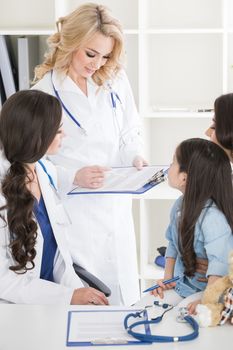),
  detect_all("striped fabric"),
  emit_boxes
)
[219,288,233,325]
